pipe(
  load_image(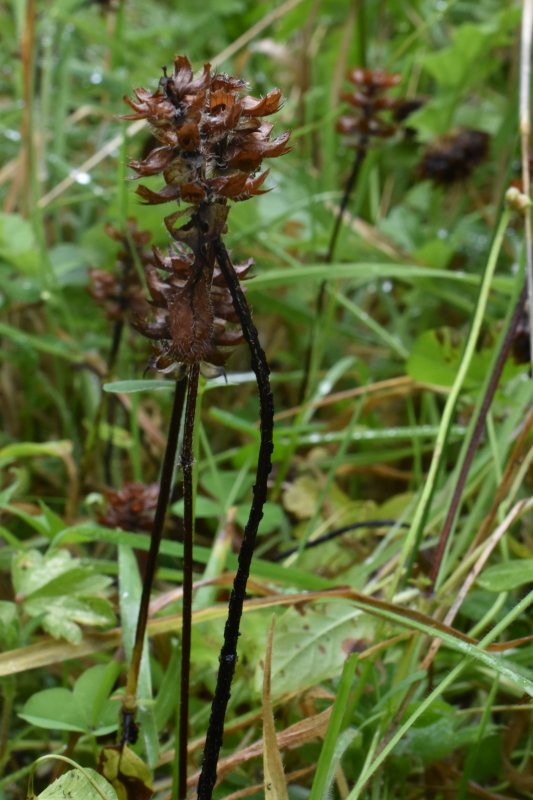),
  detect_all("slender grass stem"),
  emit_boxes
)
[122,373,187,730]
[196,238,274,800]
[397,206,511,585]
[430,281,527,586]
[520,0,533,371]
[175,362,200,800]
